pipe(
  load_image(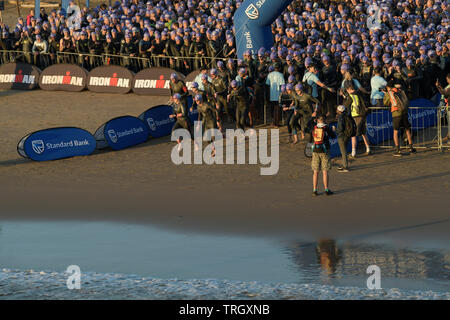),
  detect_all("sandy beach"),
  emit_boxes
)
[0,89,449,244]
